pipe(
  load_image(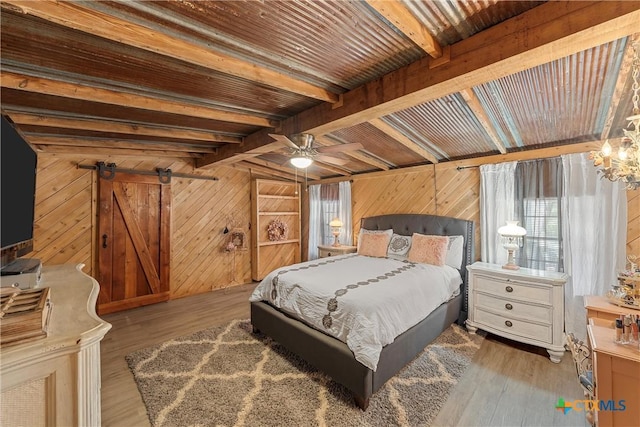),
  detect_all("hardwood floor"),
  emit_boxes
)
[100,284,588,427]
